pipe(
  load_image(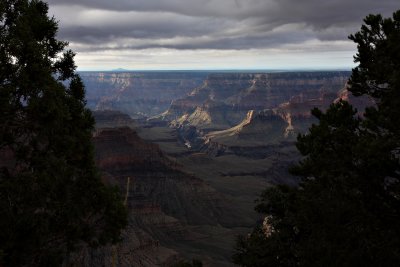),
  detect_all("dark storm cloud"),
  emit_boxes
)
[73,31,313,52]
[57,12,230,44]
[268,0,398,28]
[46,0,399,51]
[47,0,399,24]
[48,0,271,17]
